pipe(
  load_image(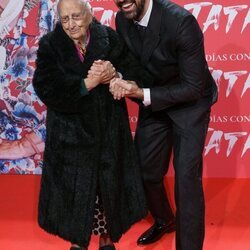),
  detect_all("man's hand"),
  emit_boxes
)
[88,60,116,84]
[109,78,126,100]
[110,78,144,100]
